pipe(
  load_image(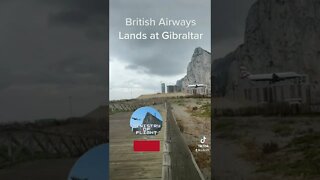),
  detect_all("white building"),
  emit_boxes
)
[238,72,310,104]
[186,84,210,96]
